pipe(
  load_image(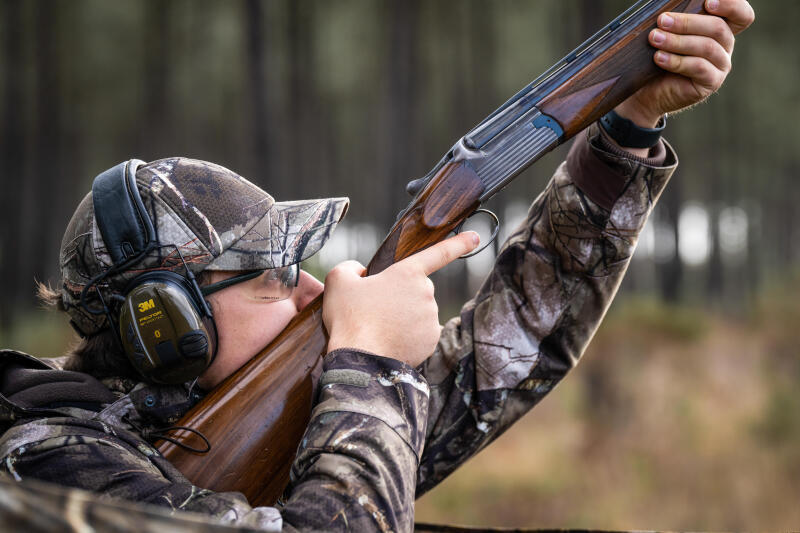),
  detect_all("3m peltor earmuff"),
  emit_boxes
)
[88,159,217,385]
